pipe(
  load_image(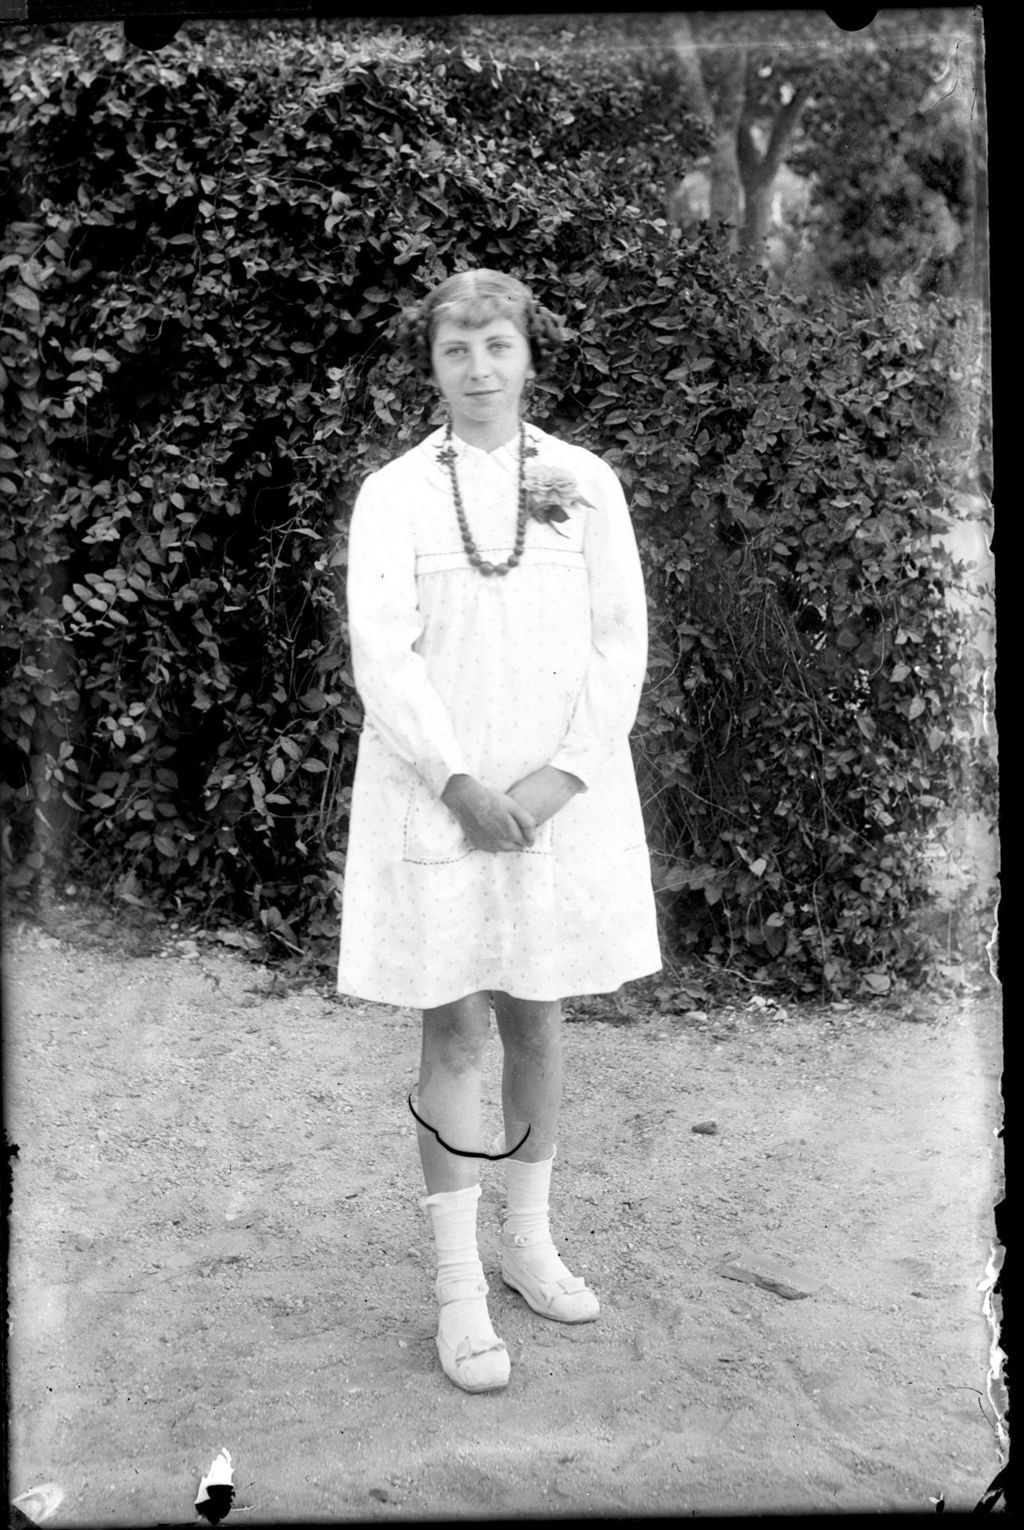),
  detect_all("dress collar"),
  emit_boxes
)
[418,422,548,484]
